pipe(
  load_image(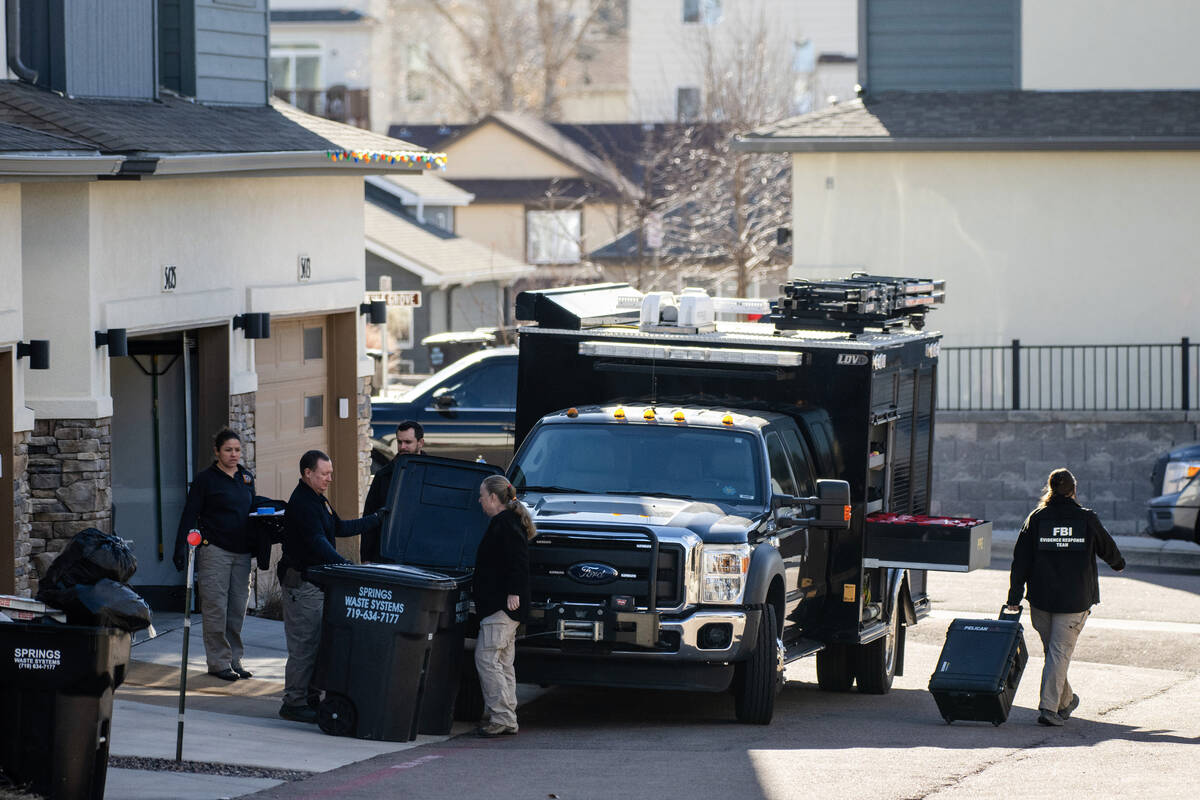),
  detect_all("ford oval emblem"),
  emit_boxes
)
[567,562,619,585]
